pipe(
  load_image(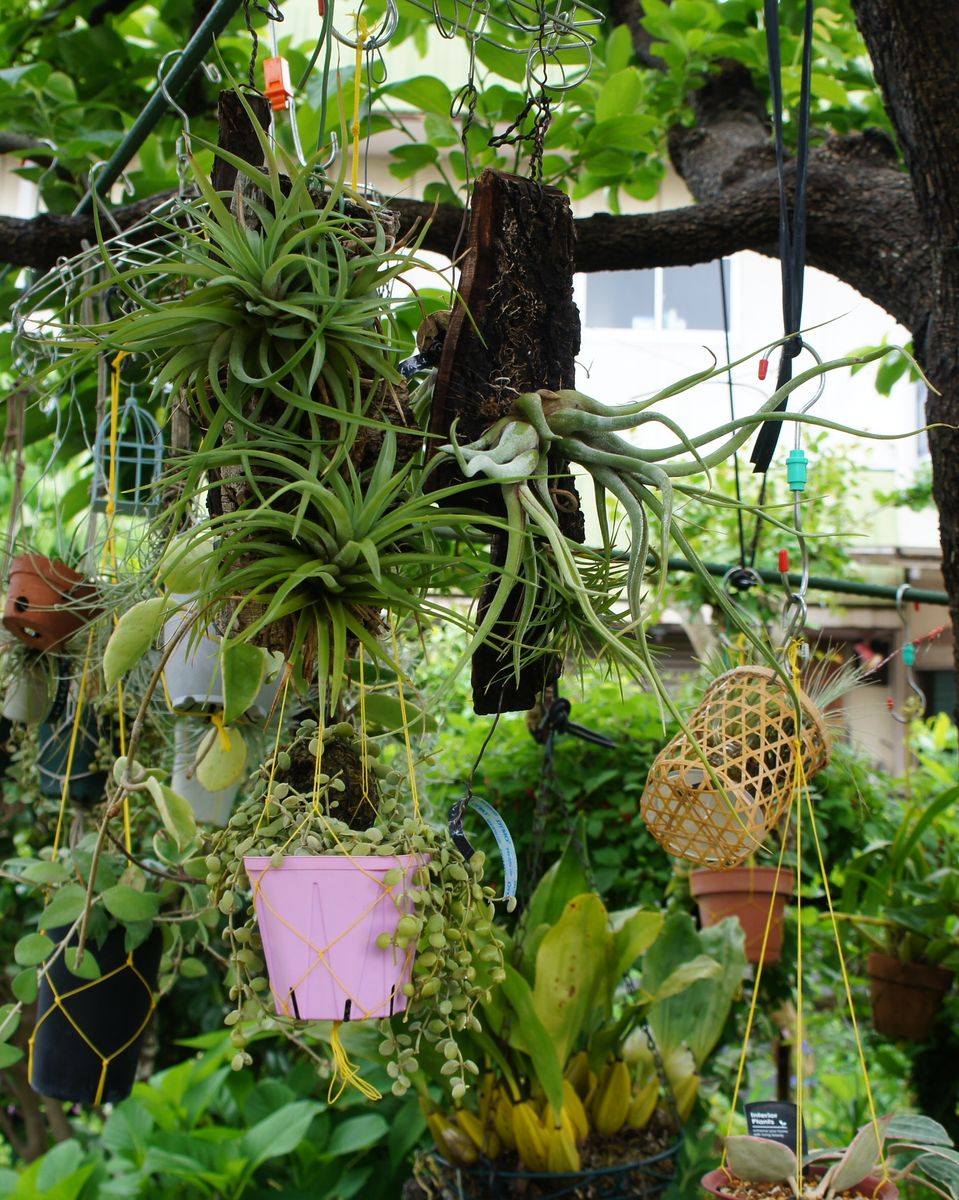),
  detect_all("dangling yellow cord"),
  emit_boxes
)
[108,351,132,852]
[790,641,805,1196]
[350,15,369,192]
[329,1020,382,1103]
[51,627,96,863]
[390,619,420,818]
[210,711,232,752]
